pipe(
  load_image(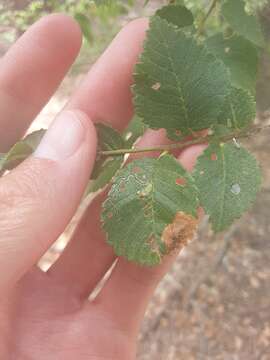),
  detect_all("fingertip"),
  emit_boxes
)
[68,18,149,130]
[32,13,82,58]
[121,17,149,37]
[111,17,149,69]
